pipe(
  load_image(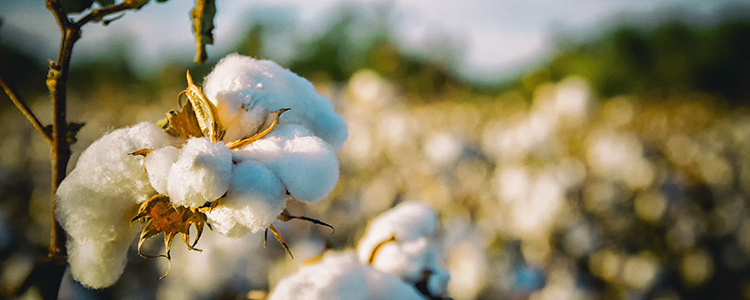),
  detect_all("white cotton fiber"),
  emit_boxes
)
[233,124,339,203]
[55,122,173,288]
[144,146,179,195]
[167,137,232,207]
[268,251,424,300]
[203,54,348,150]
[206,160,287,235]
[67,236,132,289]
